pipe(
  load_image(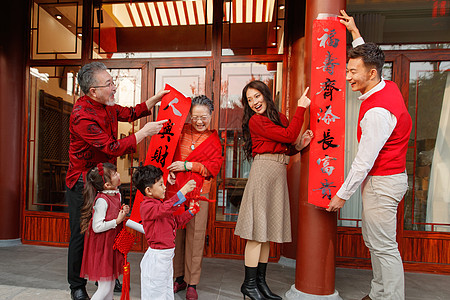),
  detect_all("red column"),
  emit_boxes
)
[286,0,345,298]
[284,0,307,261]
[0,1,29,242]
